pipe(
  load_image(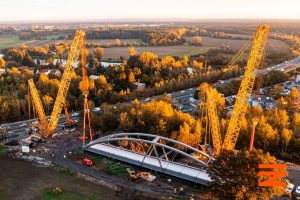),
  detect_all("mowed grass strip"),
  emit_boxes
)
[0,146,7,156]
